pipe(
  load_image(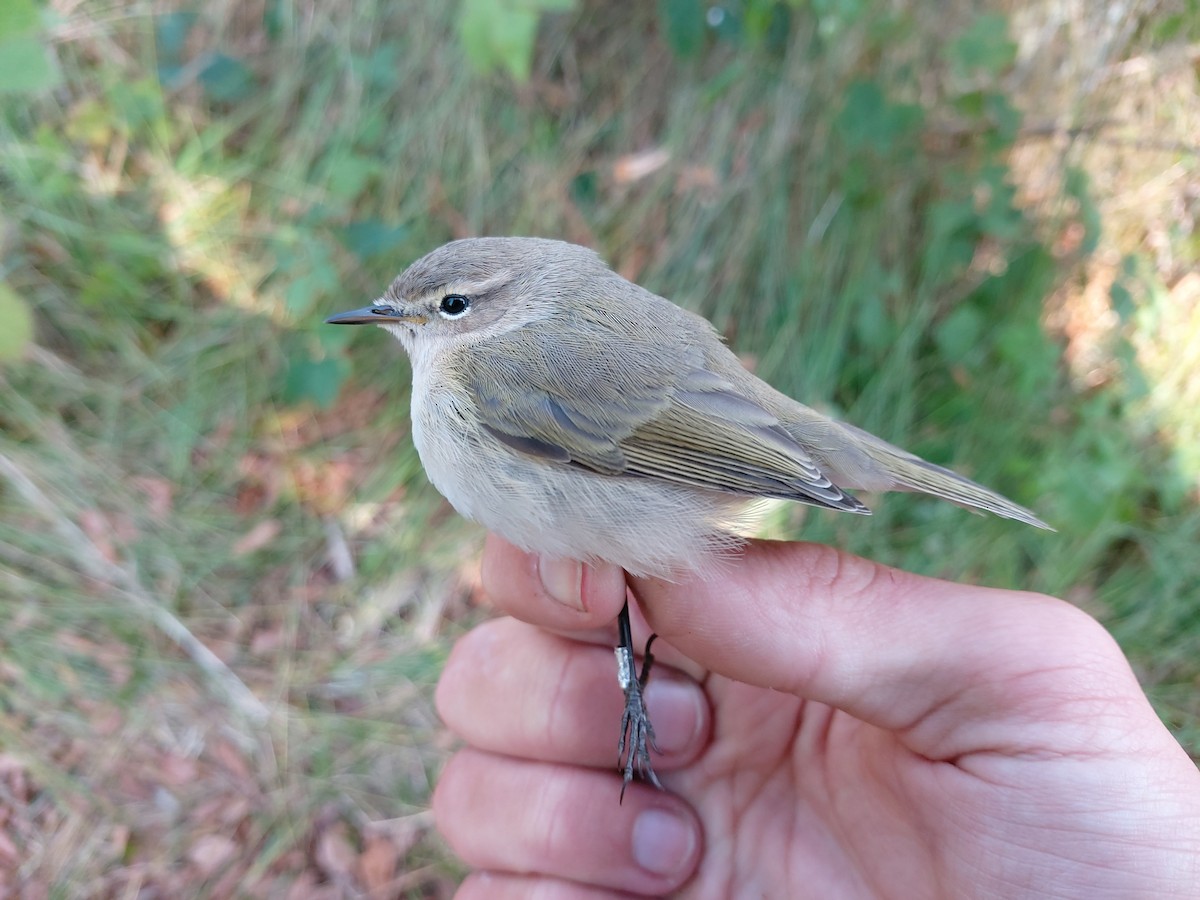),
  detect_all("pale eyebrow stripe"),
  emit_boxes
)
[443,270,514,297]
